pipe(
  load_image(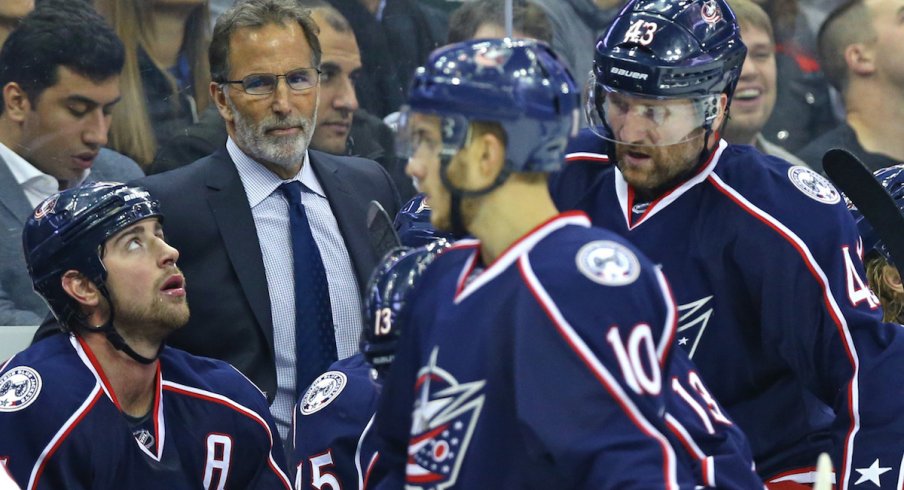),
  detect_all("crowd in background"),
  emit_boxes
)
[4,0,897,189]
